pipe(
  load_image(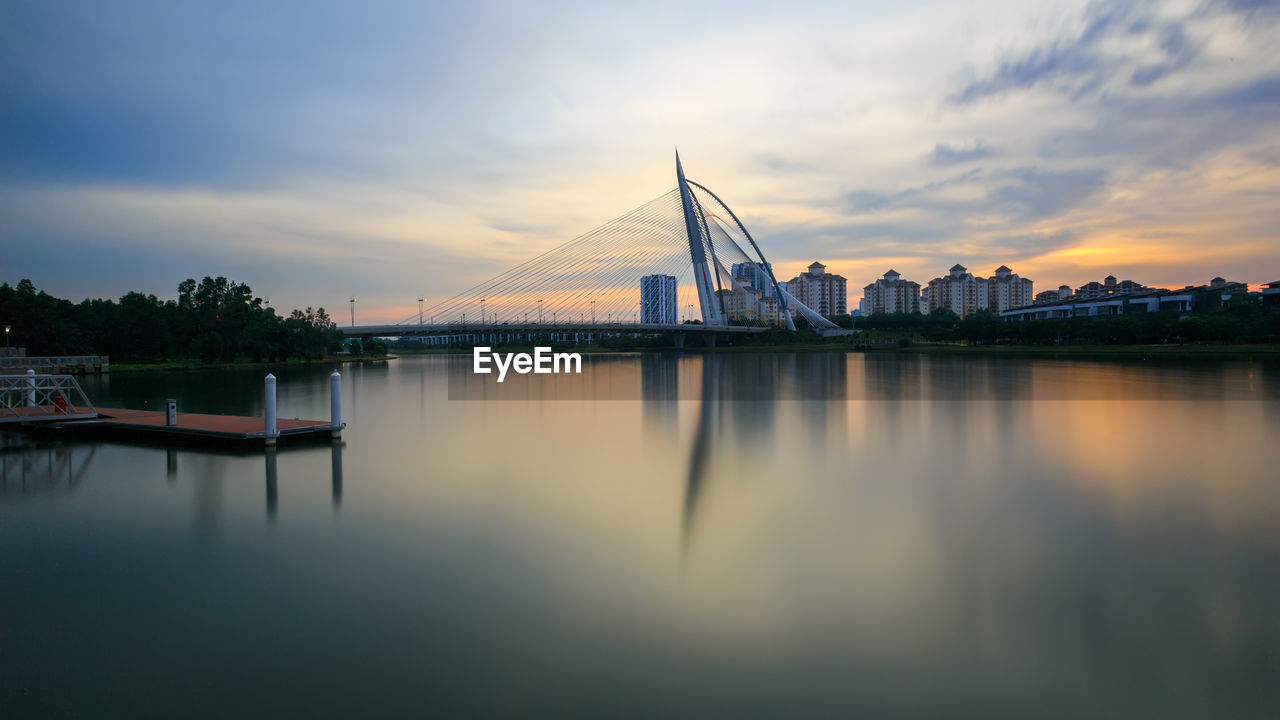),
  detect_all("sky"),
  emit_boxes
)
[2,0,1277,322]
